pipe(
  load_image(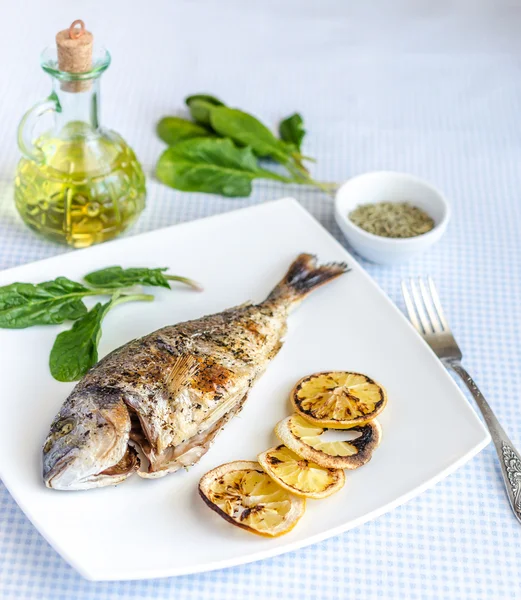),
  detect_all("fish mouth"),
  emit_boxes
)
[43,448,76,488]
[45,445,140,490]
[44,405,140,490]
